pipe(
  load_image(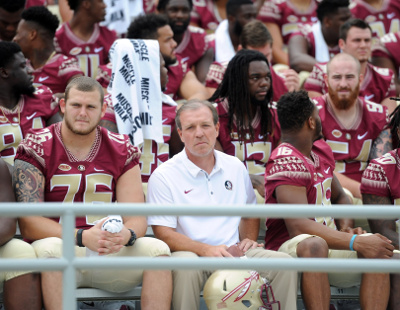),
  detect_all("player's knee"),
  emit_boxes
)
[31,237,63,258]
[134,237,171,257]
[2,239,37,259]
[296,237,328,258]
